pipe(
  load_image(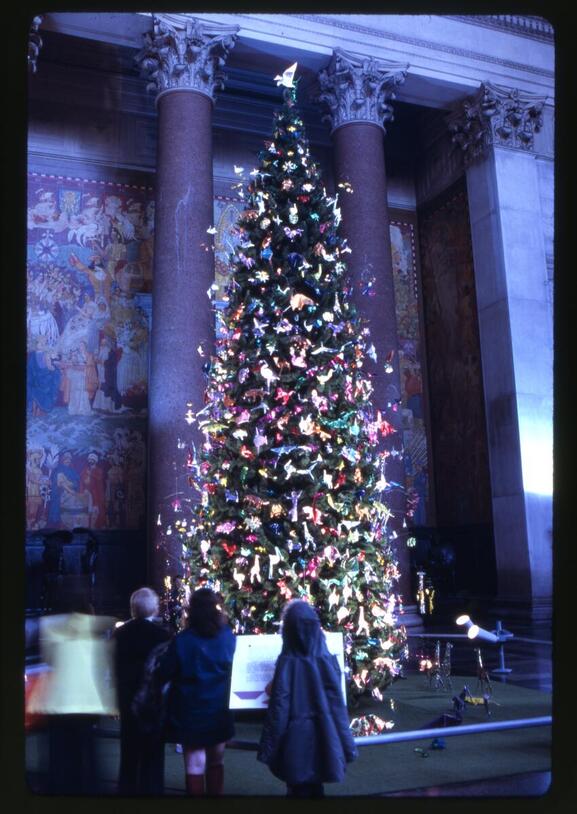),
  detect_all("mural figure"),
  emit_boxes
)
[27,335,62,415]
[105,451,126,528]
[61,346,93,416]
[26,449,49,529]
[69,252,114,304]
[403,366,423,420]
[80,451,107,529]
[92,334,118,412]
[47,451,81,528]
